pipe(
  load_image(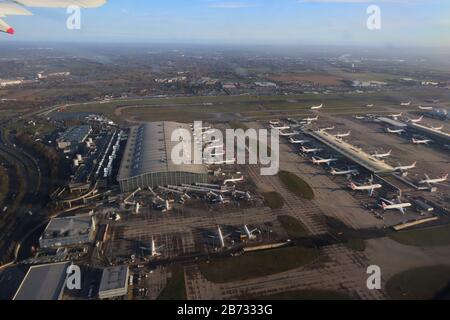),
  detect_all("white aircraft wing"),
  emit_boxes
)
[0,0,106,34]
